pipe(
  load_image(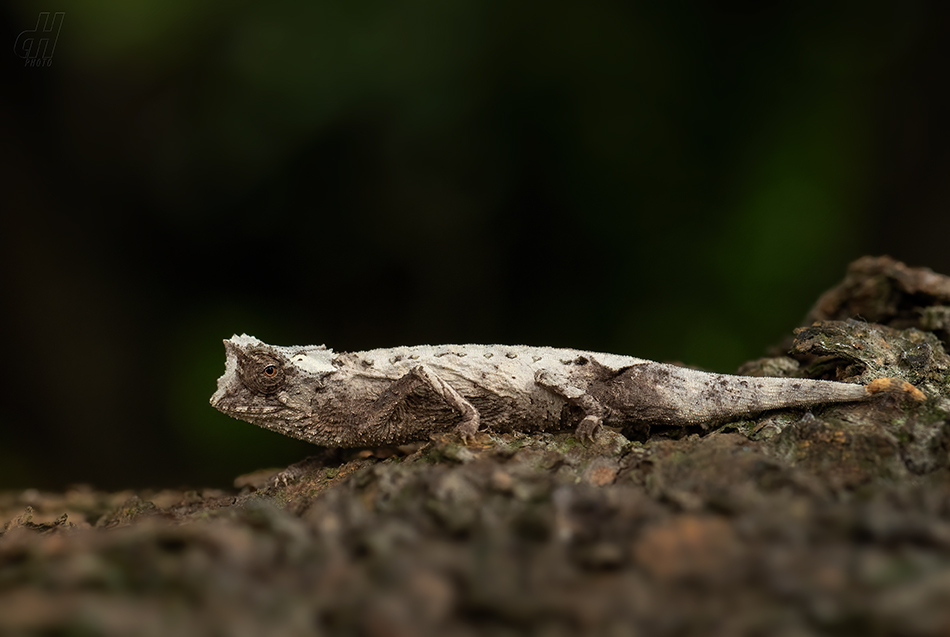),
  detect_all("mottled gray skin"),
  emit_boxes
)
[209,335,888,447]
